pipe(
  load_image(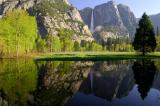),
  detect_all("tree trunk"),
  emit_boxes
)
[17,38,19,57]
[16,33,19,58]
[142,51,145,56]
